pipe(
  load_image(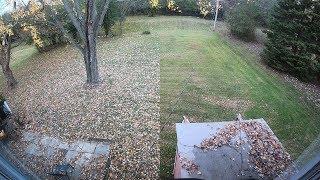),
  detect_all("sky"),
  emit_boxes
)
[0,0,5,12]
[0,0,30,15]
[0,0,11,15]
